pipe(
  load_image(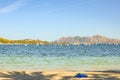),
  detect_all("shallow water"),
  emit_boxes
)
[0,44,120,71]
